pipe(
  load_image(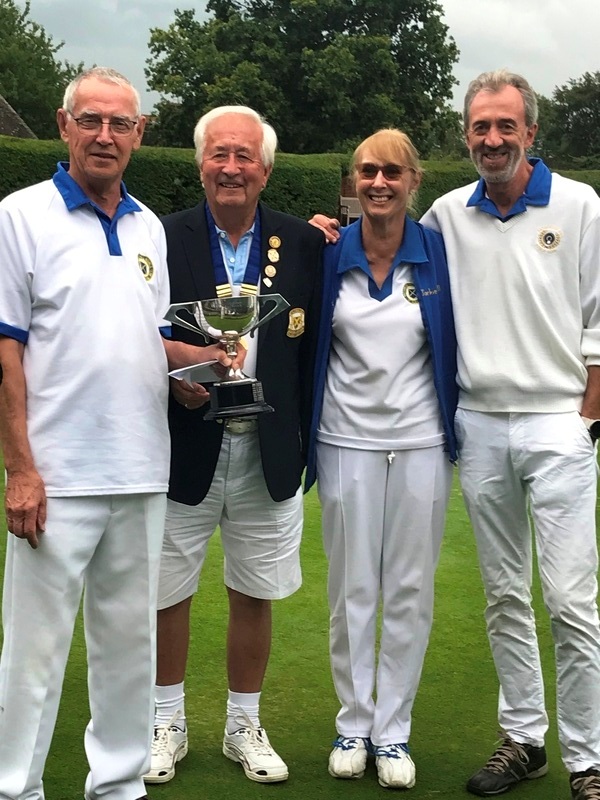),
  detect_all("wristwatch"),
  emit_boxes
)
[582,416,600,442]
